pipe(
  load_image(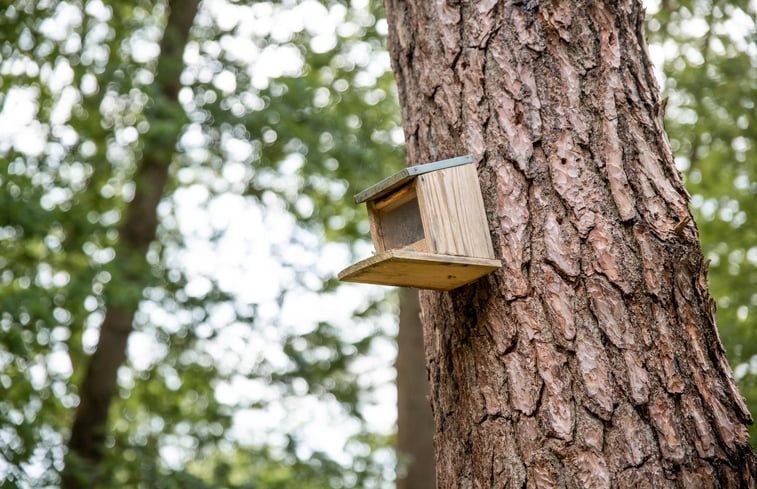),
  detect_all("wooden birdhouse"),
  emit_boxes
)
[338,155,502,290]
